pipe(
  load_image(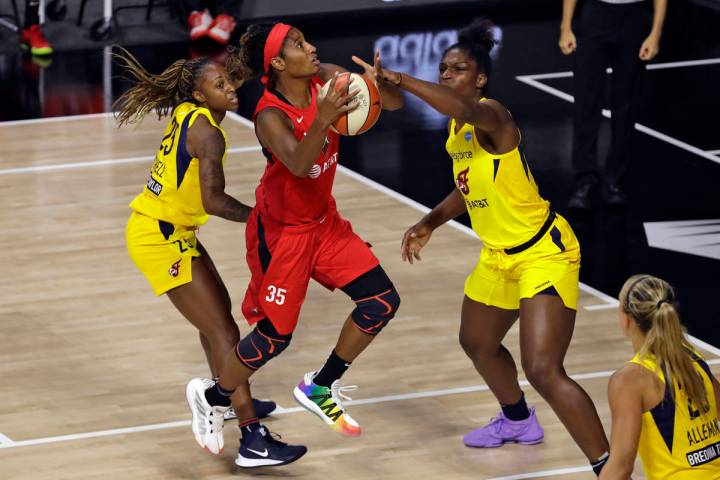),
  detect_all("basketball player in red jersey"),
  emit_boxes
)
[185,22,404,468]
